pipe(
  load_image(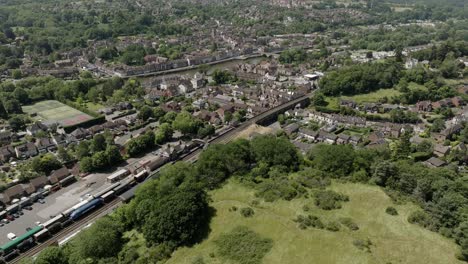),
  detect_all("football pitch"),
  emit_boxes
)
[22,100,94,127]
